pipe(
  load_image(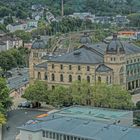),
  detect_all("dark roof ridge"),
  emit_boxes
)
[81,45,104,57]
